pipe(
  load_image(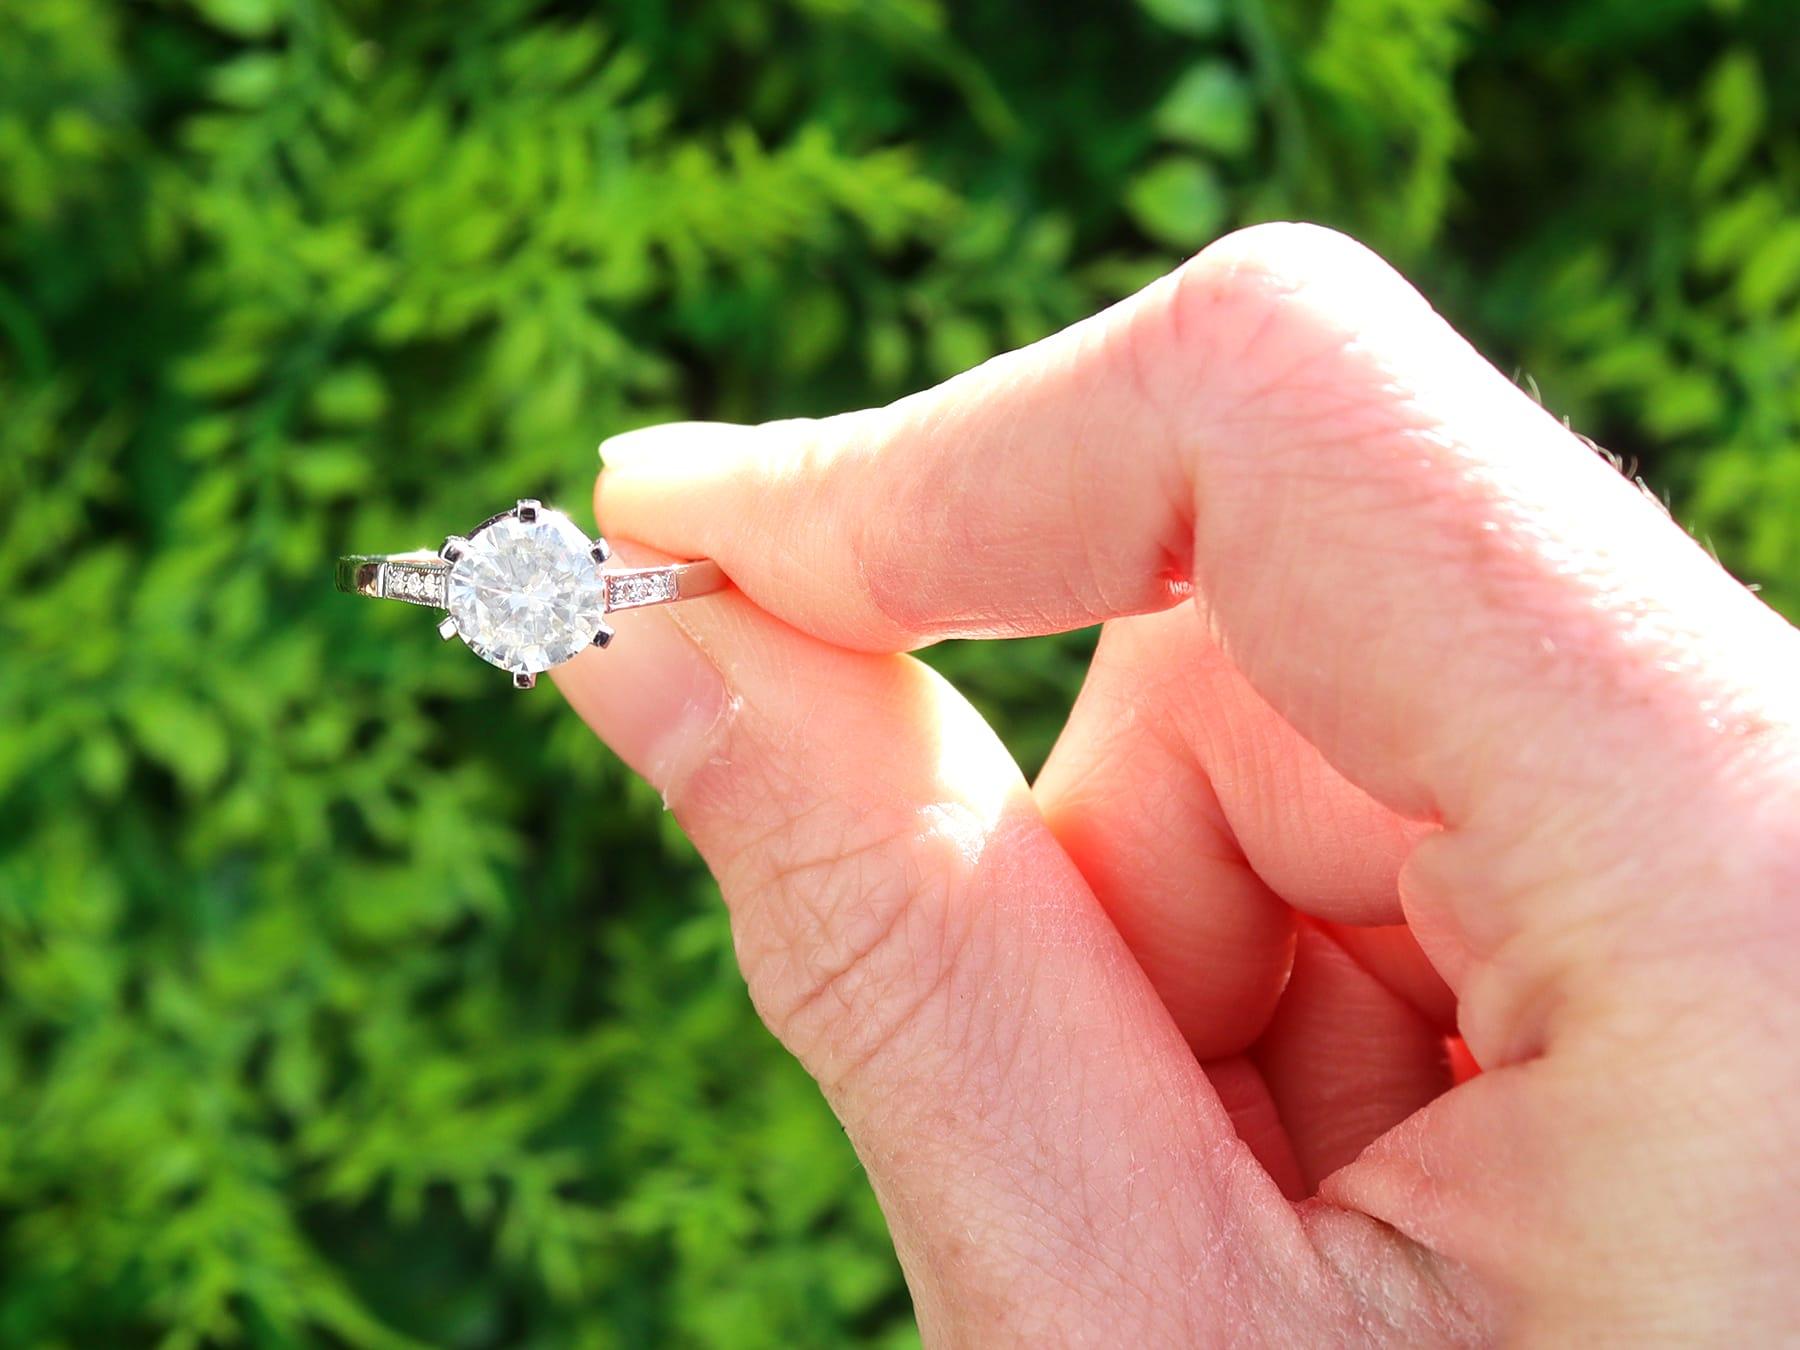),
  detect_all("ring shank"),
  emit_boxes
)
[335,551,449,607]
[335,552,729,613]
[602,559,729,612]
